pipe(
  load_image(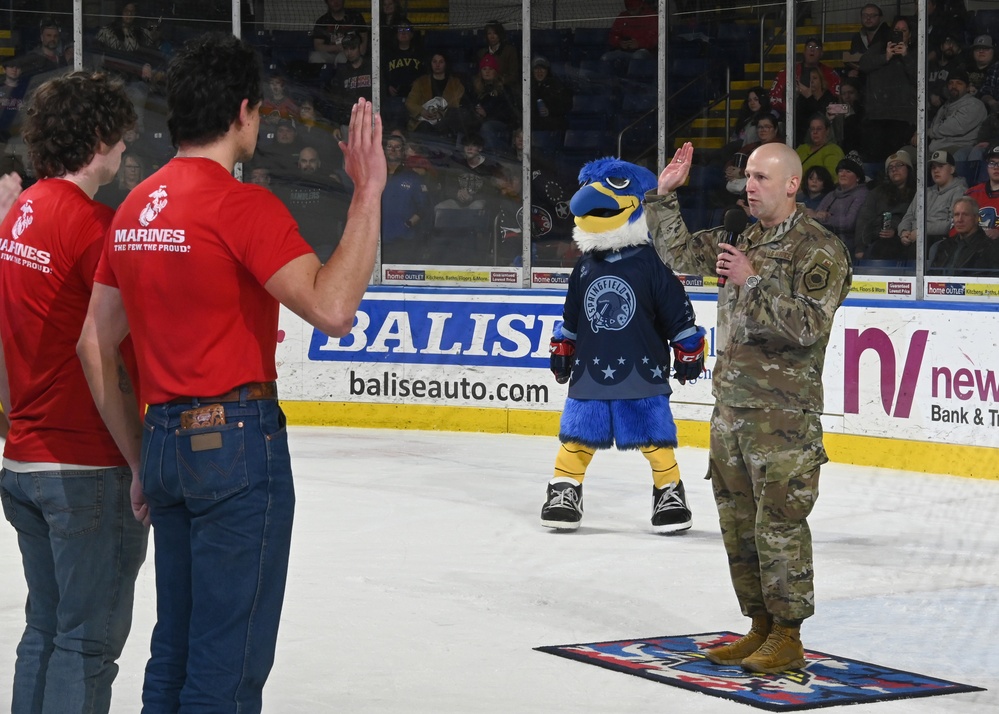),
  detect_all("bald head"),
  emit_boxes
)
[744,143,802,227]
[298,146,320,173]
